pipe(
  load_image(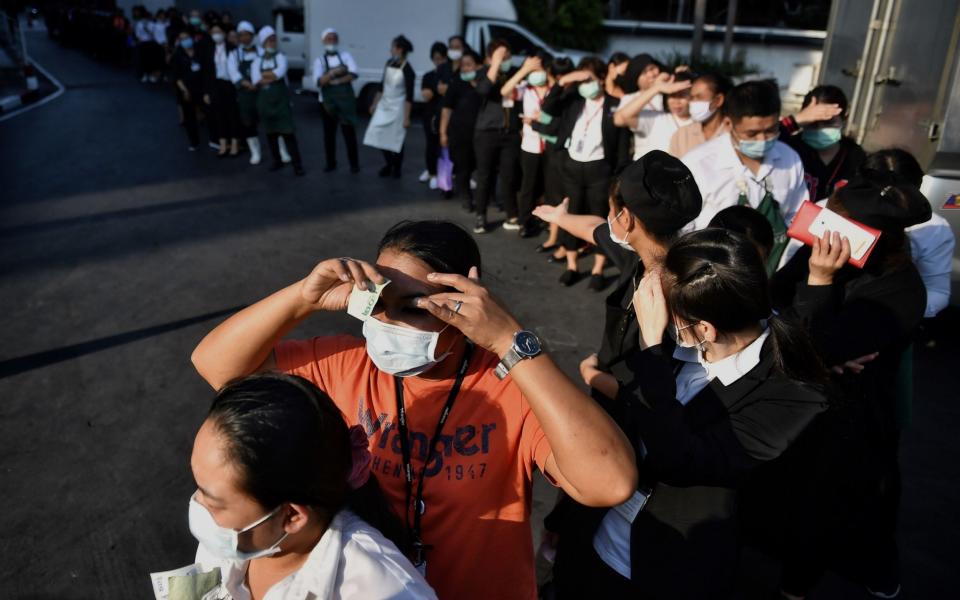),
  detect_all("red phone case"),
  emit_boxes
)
[786,201,882,268]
